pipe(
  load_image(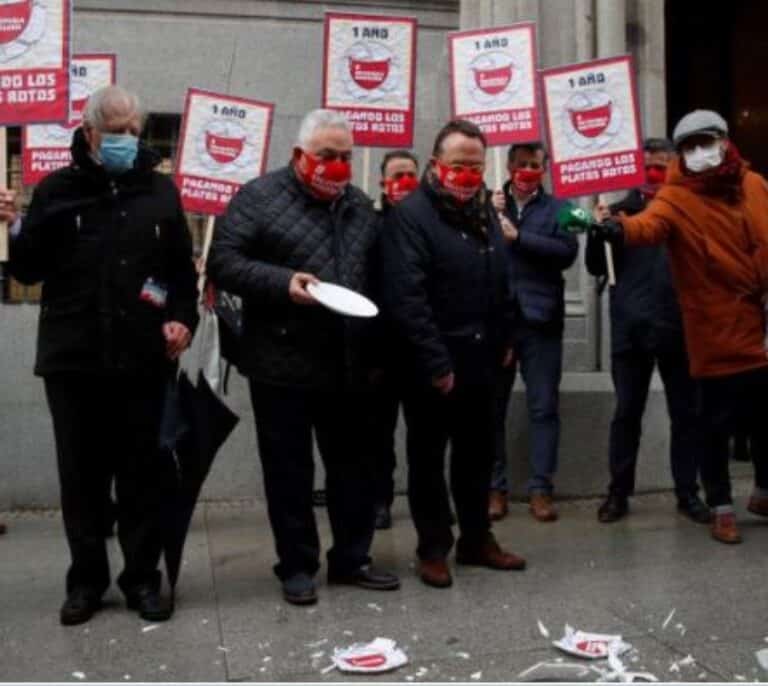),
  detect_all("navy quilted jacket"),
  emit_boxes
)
[502,182,578,332]
[207,165,379,390]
